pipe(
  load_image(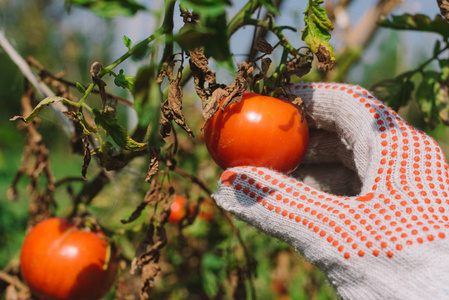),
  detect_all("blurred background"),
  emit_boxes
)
[1,0,448,299]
